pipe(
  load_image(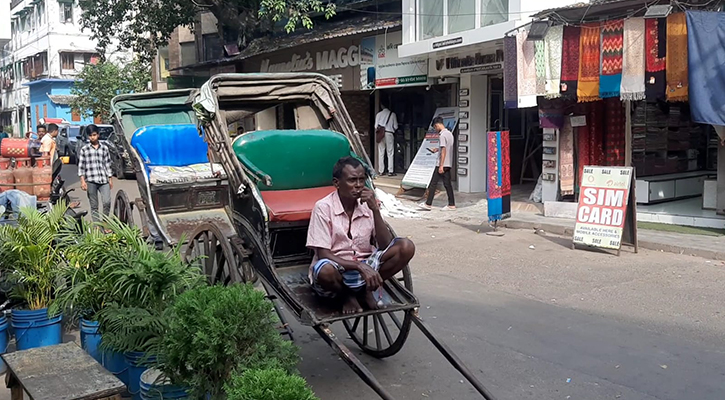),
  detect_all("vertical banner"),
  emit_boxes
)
[486,130,511,222]
[573,166,634,250]
[401,107,459,189]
